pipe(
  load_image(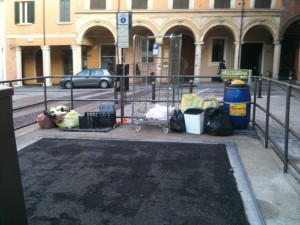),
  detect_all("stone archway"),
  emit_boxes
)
[164,26,195,80]
[279,18,300,81]
[242,25,274,76]
[81,26,116,72]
